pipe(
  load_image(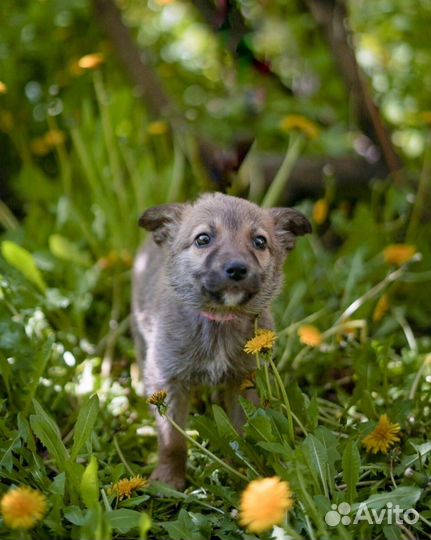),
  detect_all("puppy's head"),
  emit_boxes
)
[139,193,311,315]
